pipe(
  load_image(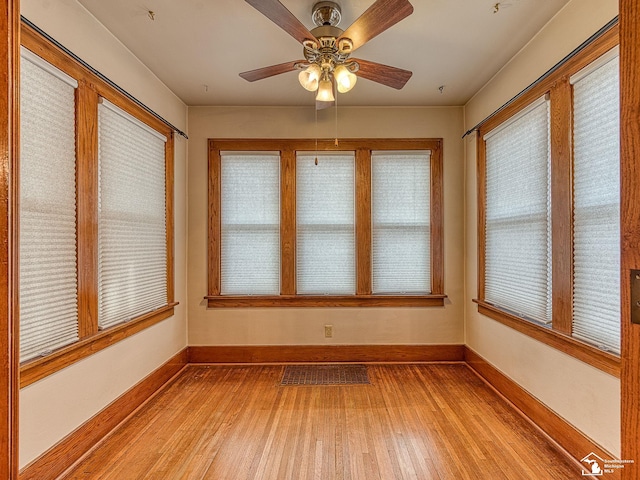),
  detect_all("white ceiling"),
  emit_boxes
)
[77,0,570,107]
